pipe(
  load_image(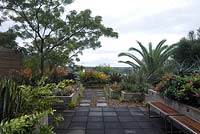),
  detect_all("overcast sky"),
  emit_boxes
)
[1,0,200,67]
[68,0,200,67]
